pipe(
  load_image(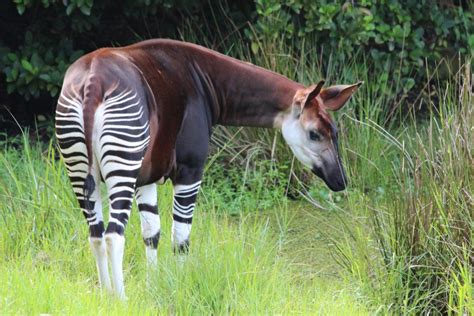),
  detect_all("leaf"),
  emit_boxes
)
[251,42,259,54]
[25,73,35,84]
[39,74,51,81]
[388,41,394,51]
[66,3,75,15]
[16,4,25,15]
[7,53,18,62]
[11,67,19,81]
[268,4,281,13]
[468,35,474,52]
[50,86,59,97]
[31,52,42,67]
[391,25,404,38]
[403,78,415,92]
[80,5,91,15]
[21,59,34,73]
